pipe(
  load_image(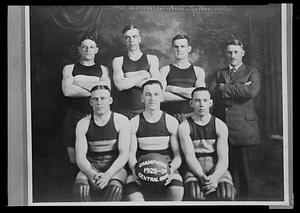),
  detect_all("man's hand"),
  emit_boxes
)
[92,172,111,190]
[164,163,175,186]
[216,83,226,91]
[203,174,219,195]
